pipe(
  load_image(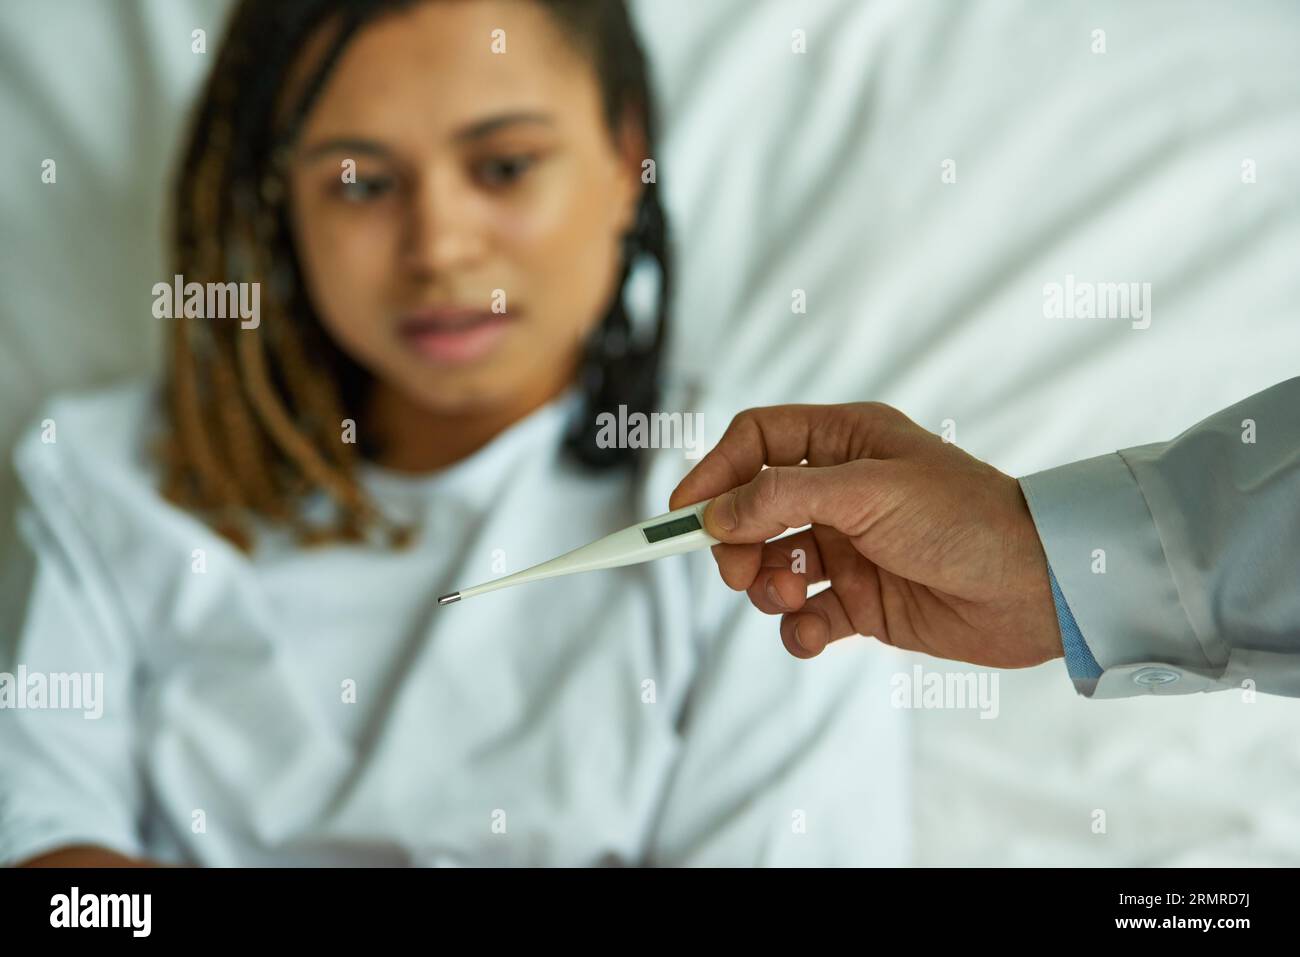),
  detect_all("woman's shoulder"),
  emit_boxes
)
[12,377,163,494]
